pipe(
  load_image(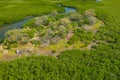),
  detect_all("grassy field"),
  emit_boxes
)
[0,0,63,27]
[0,0,120,80]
